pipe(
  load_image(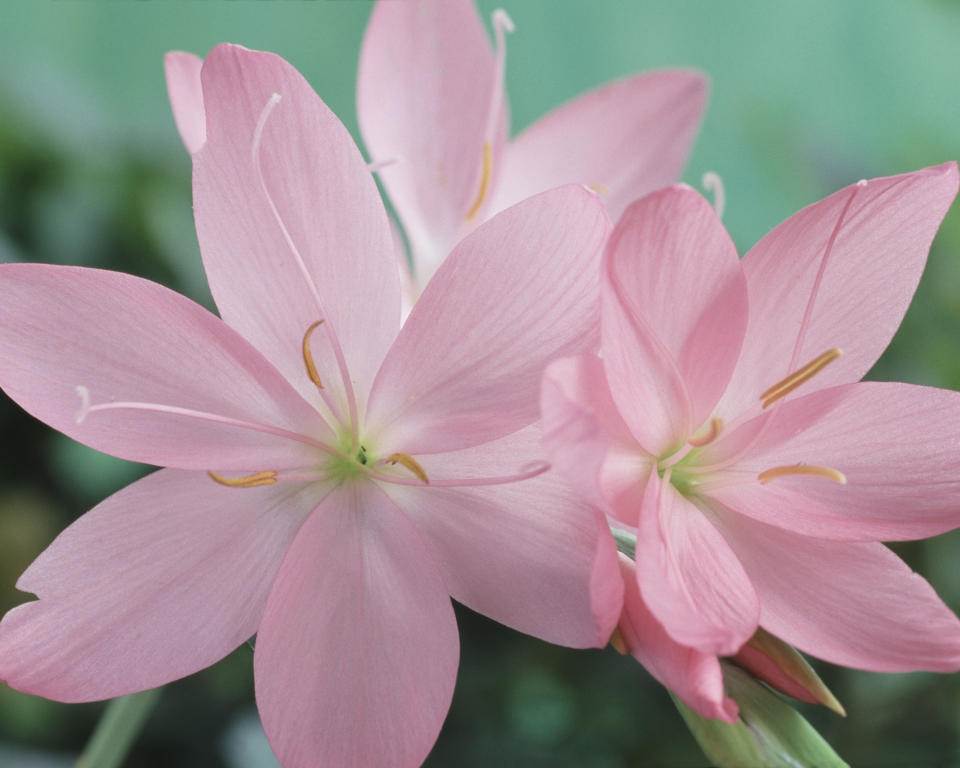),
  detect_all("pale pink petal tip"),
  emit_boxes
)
[164,51,206,154]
